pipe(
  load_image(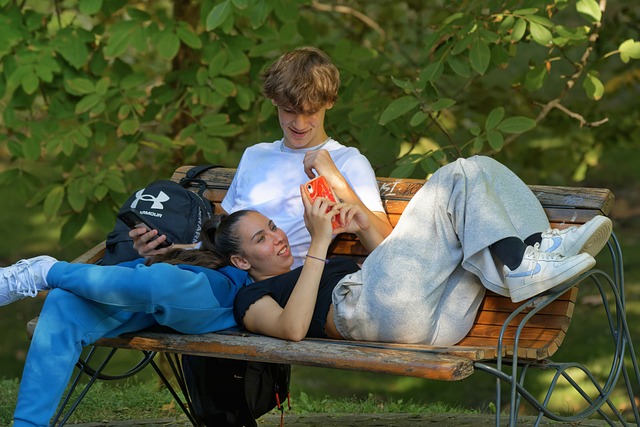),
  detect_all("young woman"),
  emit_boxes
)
[205,156,612,345]
[1,156,611,426]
